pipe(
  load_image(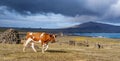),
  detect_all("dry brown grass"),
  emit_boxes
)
[0,36,120,61]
